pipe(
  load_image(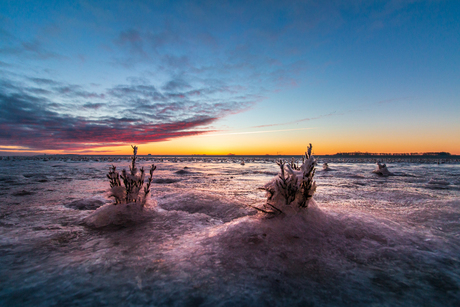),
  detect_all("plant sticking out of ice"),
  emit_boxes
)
[83,145,157,228]
[289,157,300,170]
[107,145,156,205]
[257,144,317,215]
[372,162,392,177]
